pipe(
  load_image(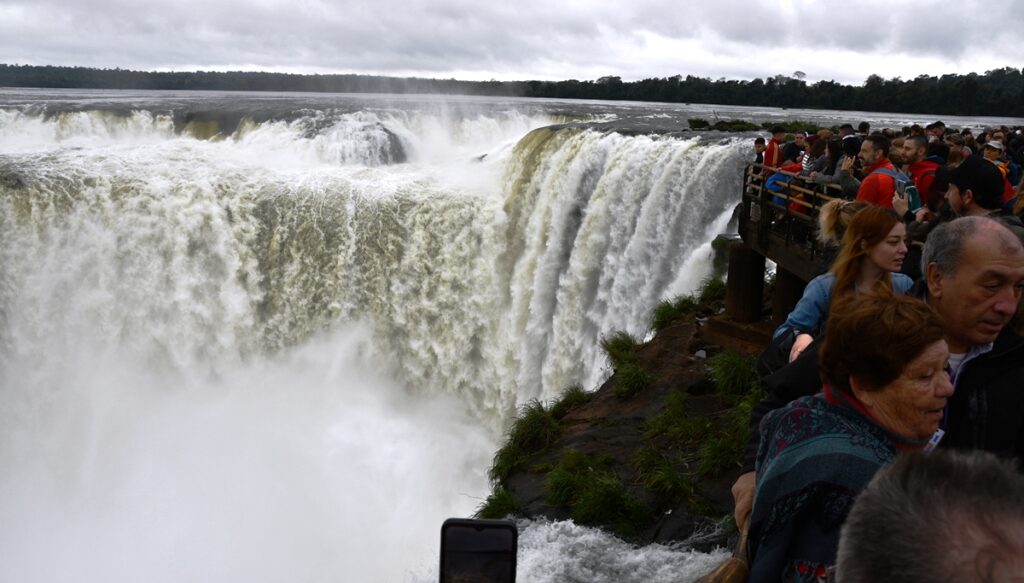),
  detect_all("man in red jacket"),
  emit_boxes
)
[902,135,942,208]
[855,135,898,208]
[761,126,786,177]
